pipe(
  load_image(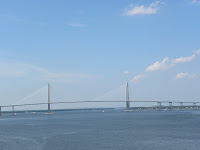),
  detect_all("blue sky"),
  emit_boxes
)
[0,0,200,106]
